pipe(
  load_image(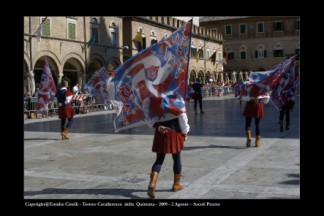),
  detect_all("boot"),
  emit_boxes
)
[61,129,65,140]
[147,171,158,198]
[285,122,289,130]
[279,120,283,132]
[246,131,252,147]
[62,128,69,140]
[172,174,184,192]
[255,135,261,147]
